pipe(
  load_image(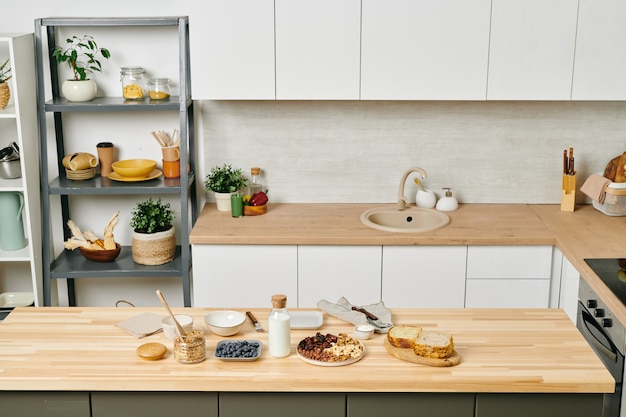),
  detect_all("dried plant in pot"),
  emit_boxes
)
[130,198,176,266]
[52,35,111,102]
[0,58,12,109]
[204,163,248,212]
